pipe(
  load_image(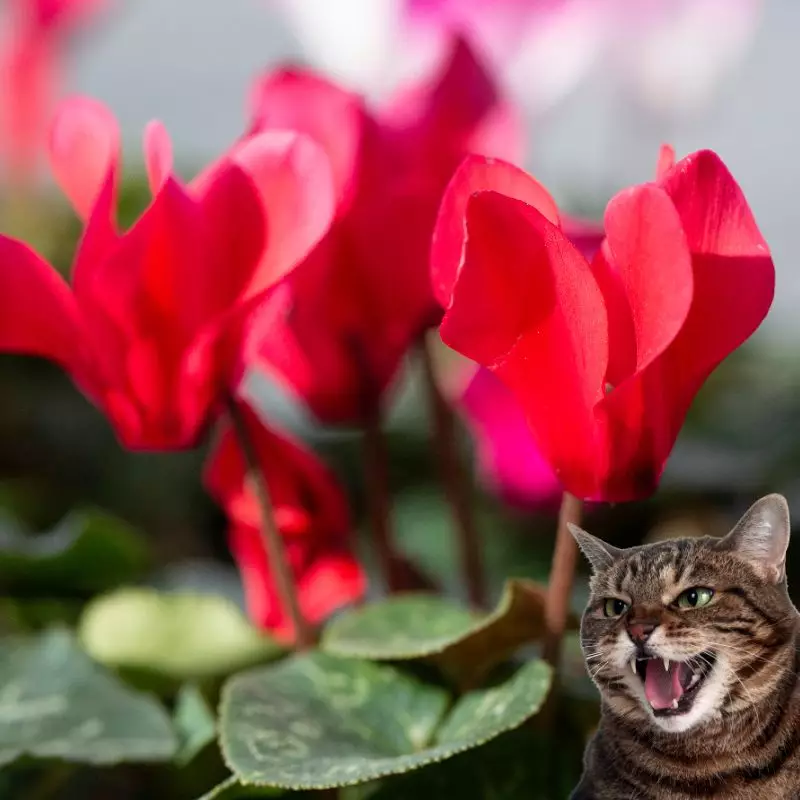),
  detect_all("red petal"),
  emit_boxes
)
[431,154,560,309]
[226,130,336,296]
[189,161,266,329]
[380,37,523,185]
[48,95,120,221]
[600,183,693,382]
[441,191,608,498]
[0,236,86,375]
[652,149,774,444]
[248,68,364,209]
